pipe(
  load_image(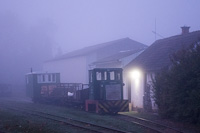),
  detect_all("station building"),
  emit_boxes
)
[43,37,147,87]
